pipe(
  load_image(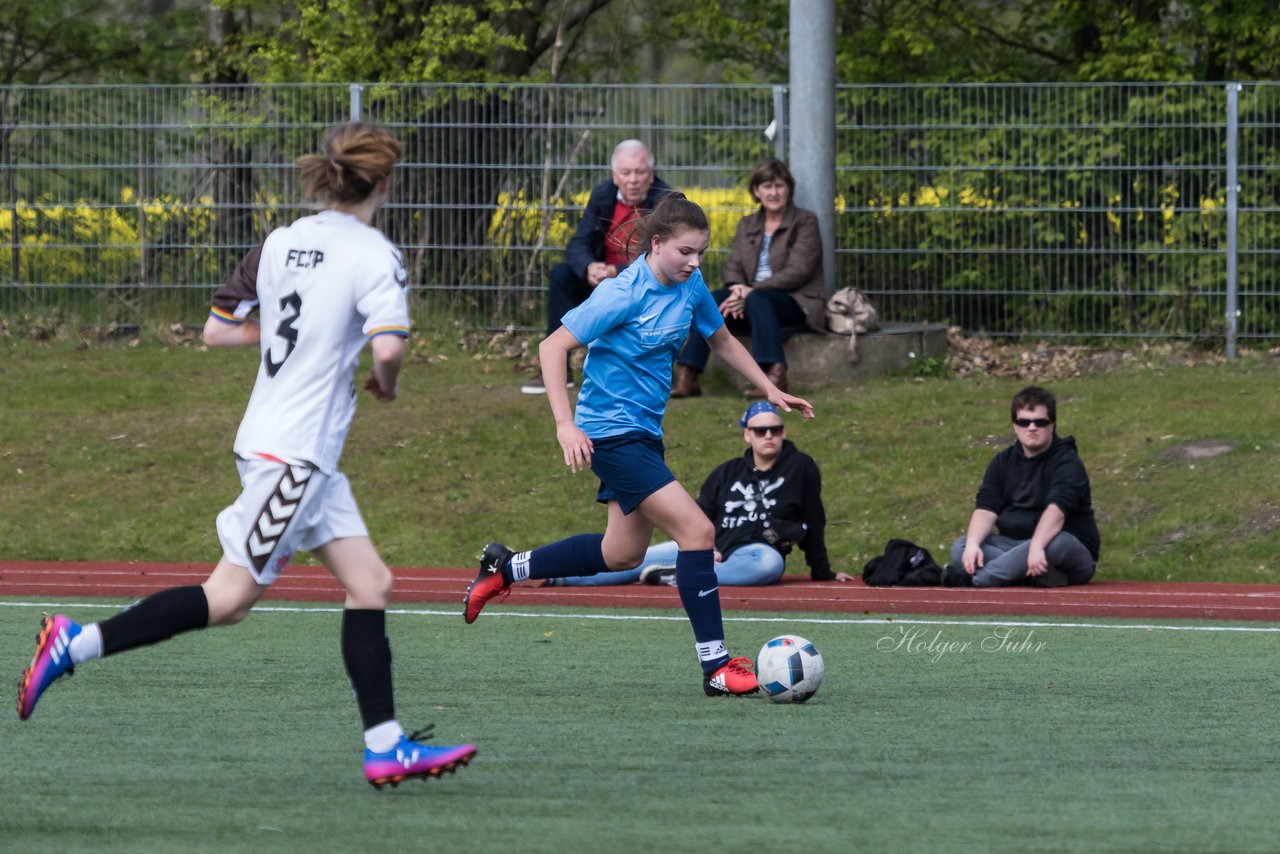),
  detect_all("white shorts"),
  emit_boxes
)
[216,456,368,585]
